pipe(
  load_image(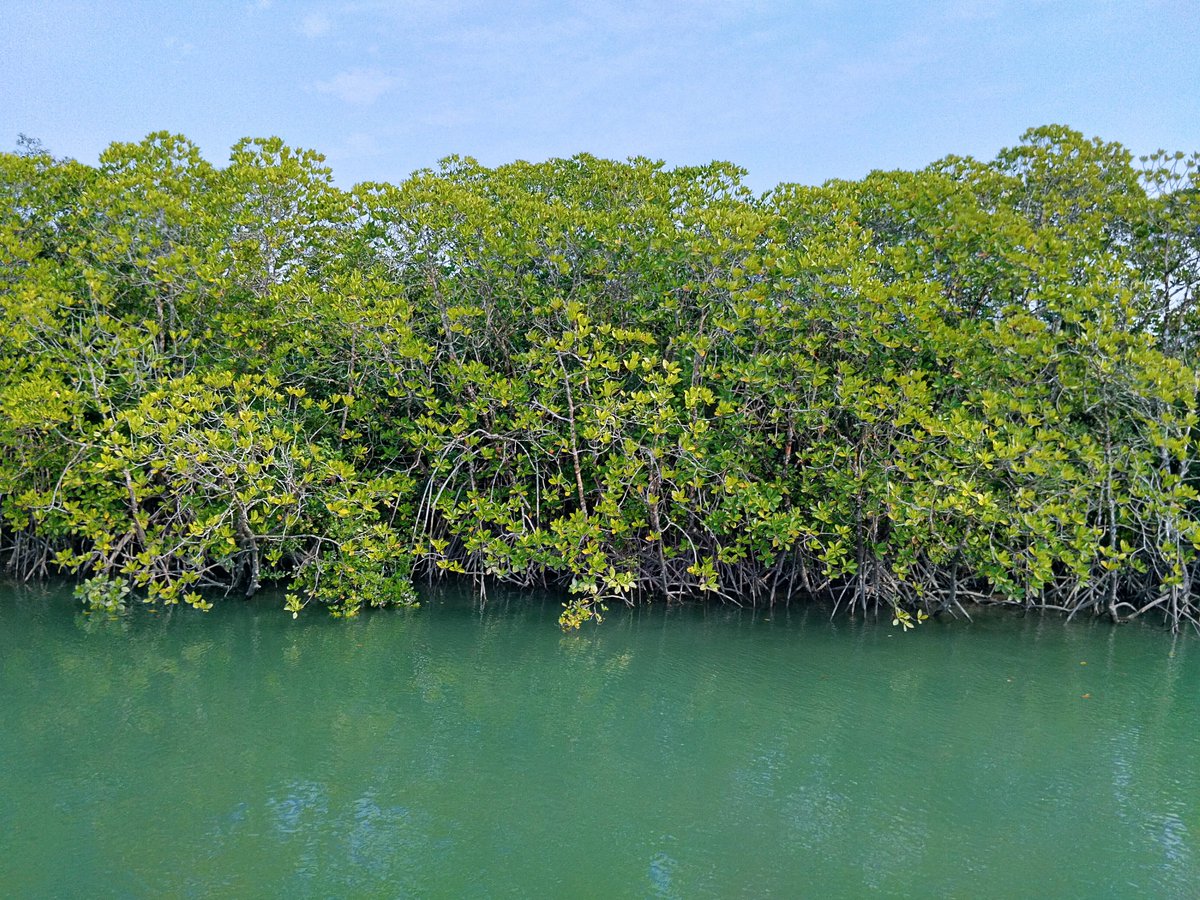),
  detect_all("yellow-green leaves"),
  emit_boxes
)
[5,128,1200,630]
